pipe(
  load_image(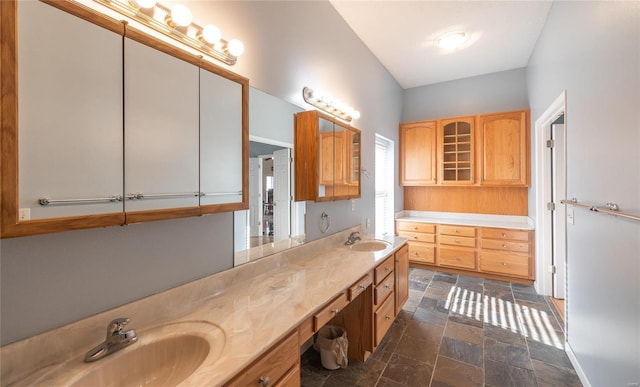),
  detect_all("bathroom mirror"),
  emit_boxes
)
[233,87,306,266]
